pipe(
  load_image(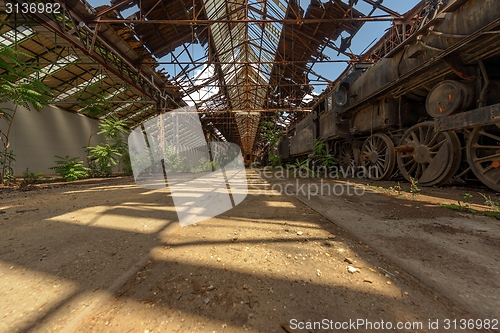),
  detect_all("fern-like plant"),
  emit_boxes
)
[286,158,313,177]
[269,152,282,167]
[312,139,337,169]
[0,46,52,184]
[86,117,130,177]
[87,144,122,177]
[50,156,89,181]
